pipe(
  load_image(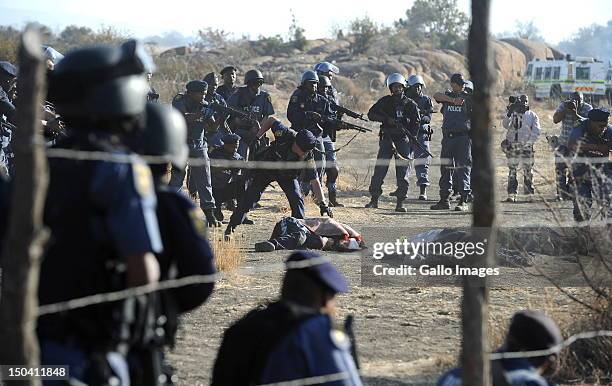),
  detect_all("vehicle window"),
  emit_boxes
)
[553,67,561,80]
[535,67,543,80]
[576,67,590,80]
[526,63,533,77]
[544,67,552,80]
